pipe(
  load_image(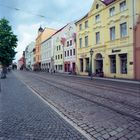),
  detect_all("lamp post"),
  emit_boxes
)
[90,49,94,80]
